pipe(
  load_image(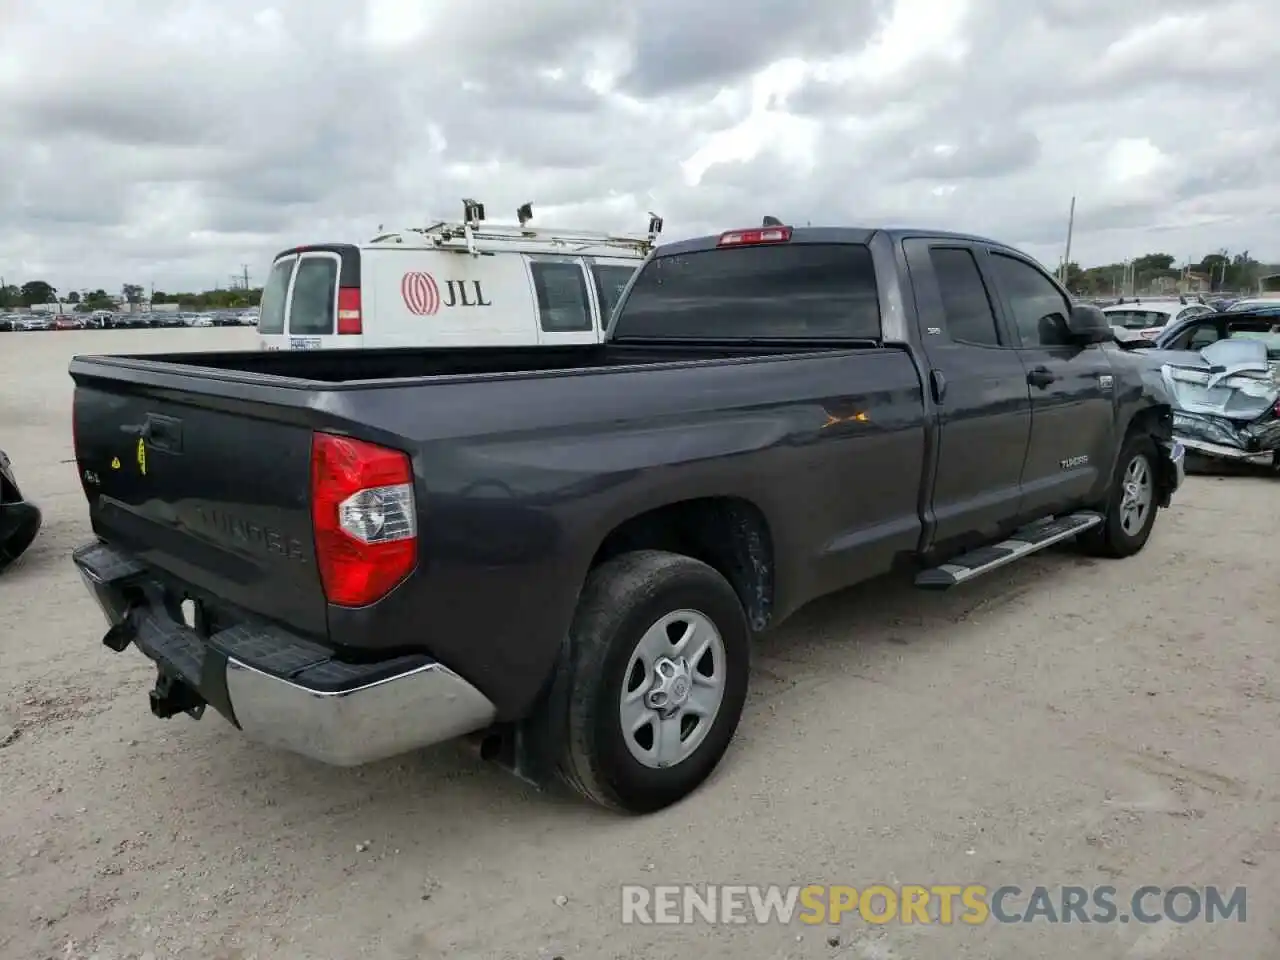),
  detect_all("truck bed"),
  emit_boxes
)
[80,340,869,385]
